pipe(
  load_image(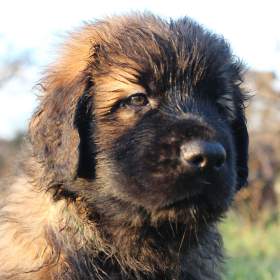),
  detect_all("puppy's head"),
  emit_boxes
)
[30,14,248,223]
